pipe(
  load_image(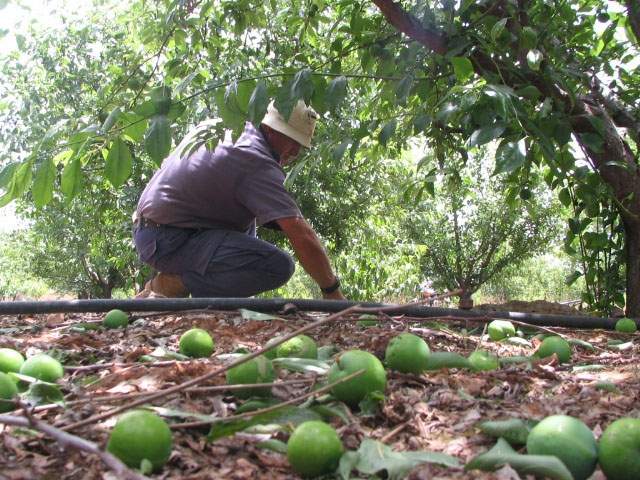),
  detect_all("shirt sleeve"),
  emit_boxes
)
[236,166,302,226]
